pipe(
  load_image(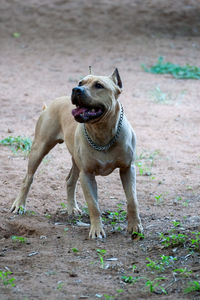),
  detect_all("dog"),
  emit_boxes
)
[11,69,143,239]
